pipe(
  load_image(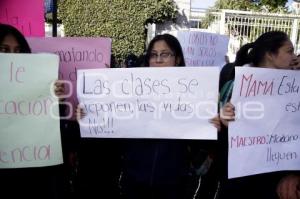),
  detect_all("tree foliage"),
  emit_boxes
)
[257,0,287,8]
[202,0,289,29]
[213,0,288,12]
[58,0,178,62]
[214,0,255,11]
